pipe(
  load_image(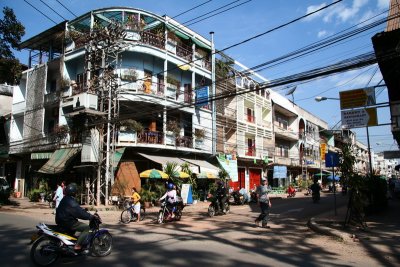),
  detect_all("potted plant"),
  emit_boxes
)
[140,188,156,208]
[59,77,71,89]
[194,128,205,140]
[167,120,181,137]
[121,119,143,133]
